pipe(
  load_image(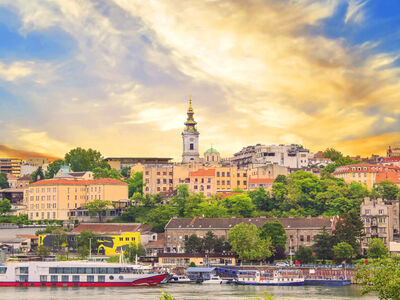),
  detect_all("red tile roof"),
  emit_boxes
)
[249,178,275,184]
[72,223,142,234]
[221,192,243,198]
[30,178,127,186]
[384,157,400,162]
[333,164,400,175]
[146,233,165,248]
[190,169,215,177]
[376,172,400,184]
